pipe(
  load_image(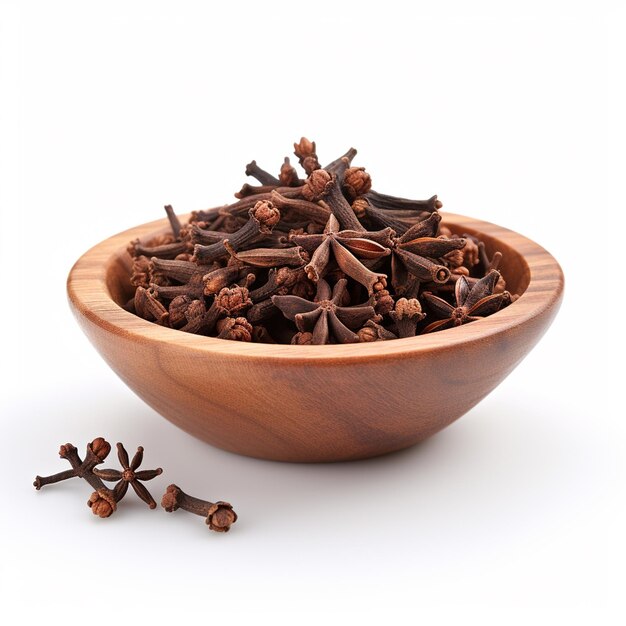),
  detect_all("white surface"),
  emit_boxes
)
[0,1,623,623]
